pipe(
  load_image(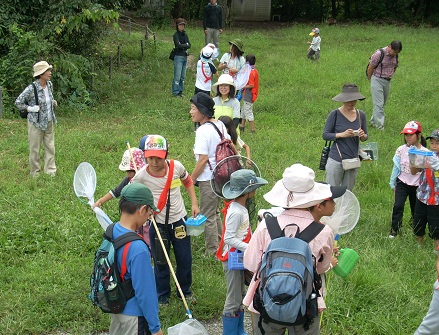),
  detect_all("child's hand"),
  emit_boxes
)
[331,255,339,268]
[307,41,311,45]
[191,204,200,218]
